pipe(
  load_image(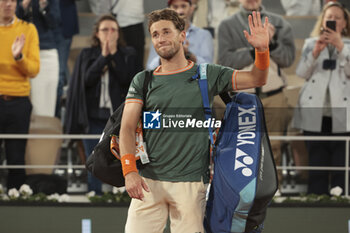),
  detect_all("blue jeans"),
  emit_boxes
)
[83,119,107,195]
[55,36,73,118]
